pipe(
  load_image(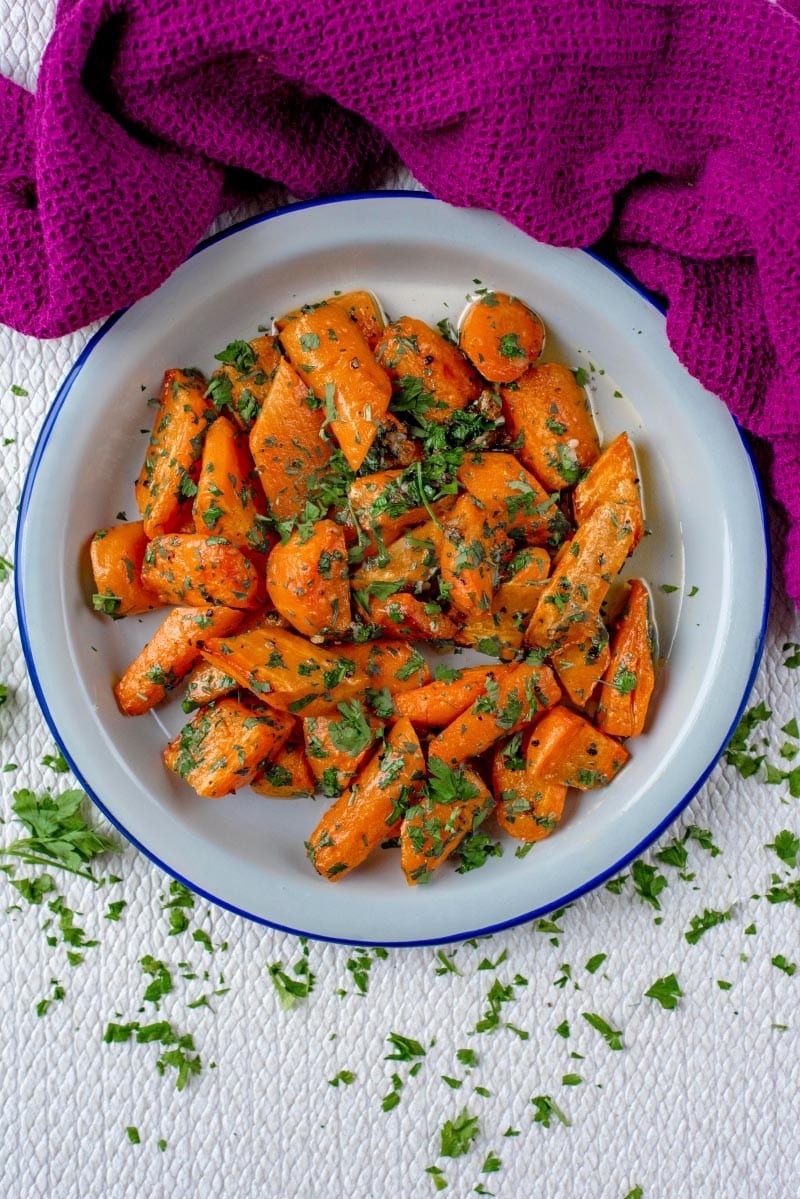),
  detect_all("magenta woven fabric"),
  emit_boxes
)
[1,0,799,601]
